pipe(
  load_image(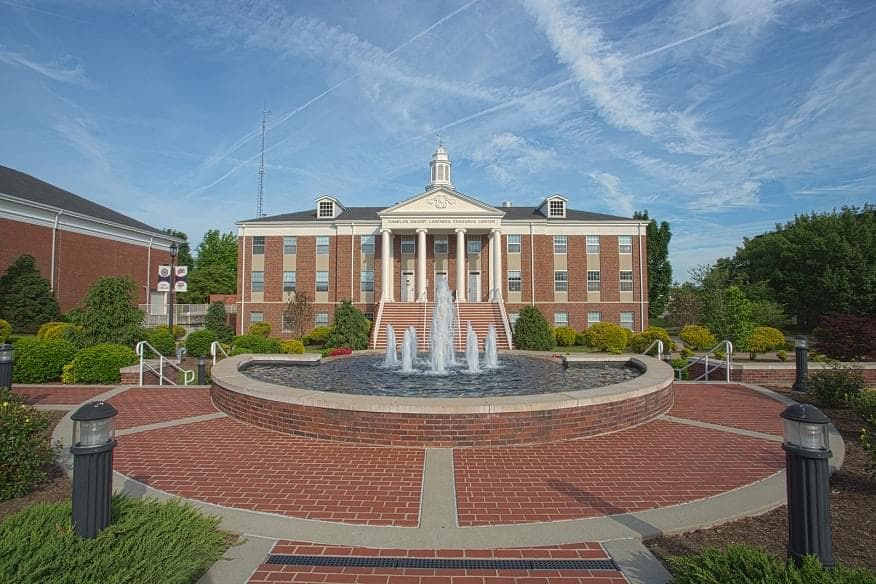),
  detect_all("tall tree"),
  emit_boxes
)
[175,230,238,304]
[0,255,60,333]
[633,210,672,319]
[194,230,238,273]
[163,228,194,268]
